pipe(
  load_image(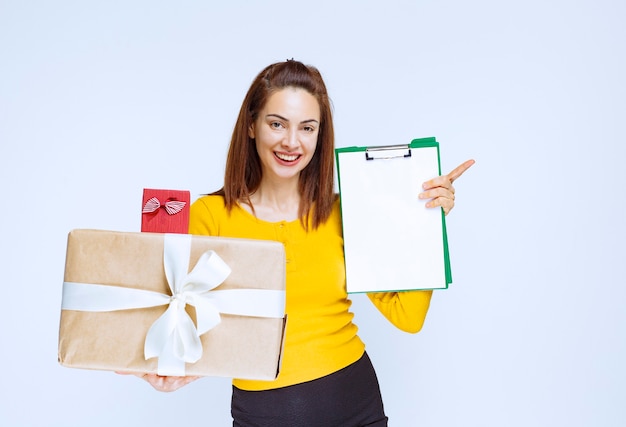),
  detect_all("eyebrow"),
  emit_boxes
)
[266,114,320,125]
